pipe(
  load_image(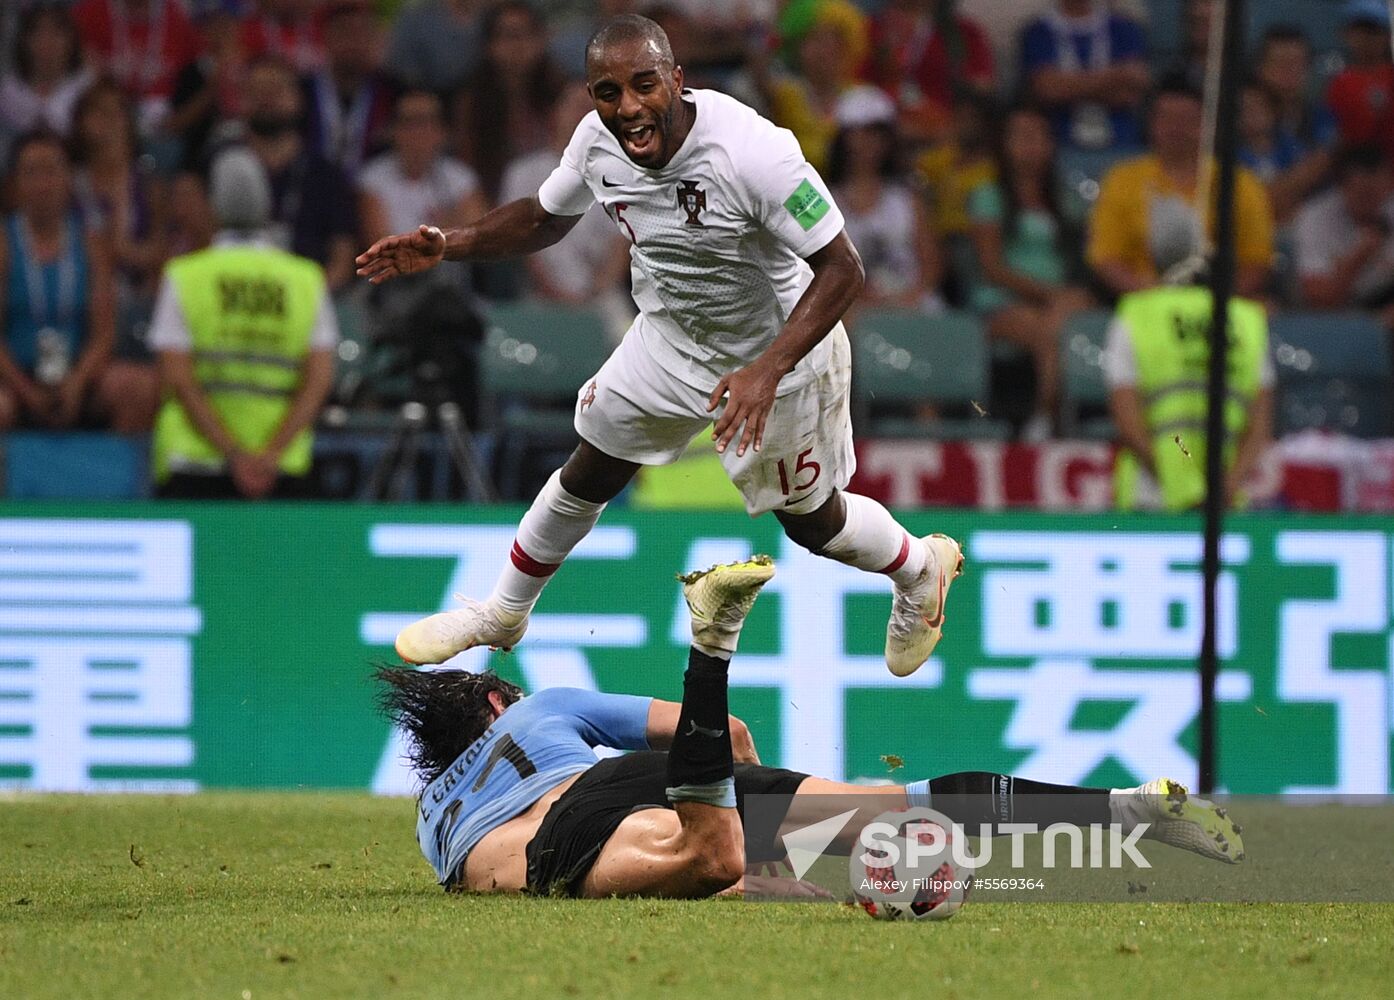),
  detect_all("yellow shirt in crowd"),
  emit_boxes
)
[1087,155,1275,282]
[916,145,997,237]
